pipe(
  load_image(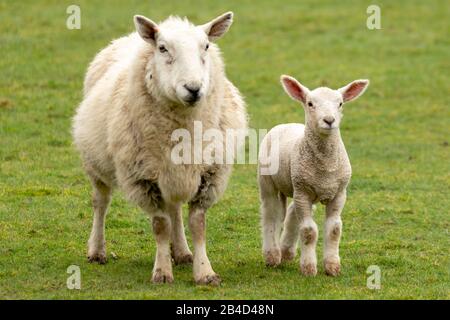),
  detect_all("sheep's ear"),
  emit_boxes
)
[134,15,158,44]
[200,12,233,41]
[338,79,369,103]
[280,75,309,105]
